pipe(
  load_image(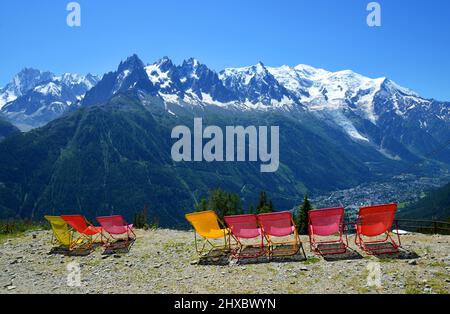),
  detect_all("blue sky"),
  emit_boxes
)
[1,0,450,100]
